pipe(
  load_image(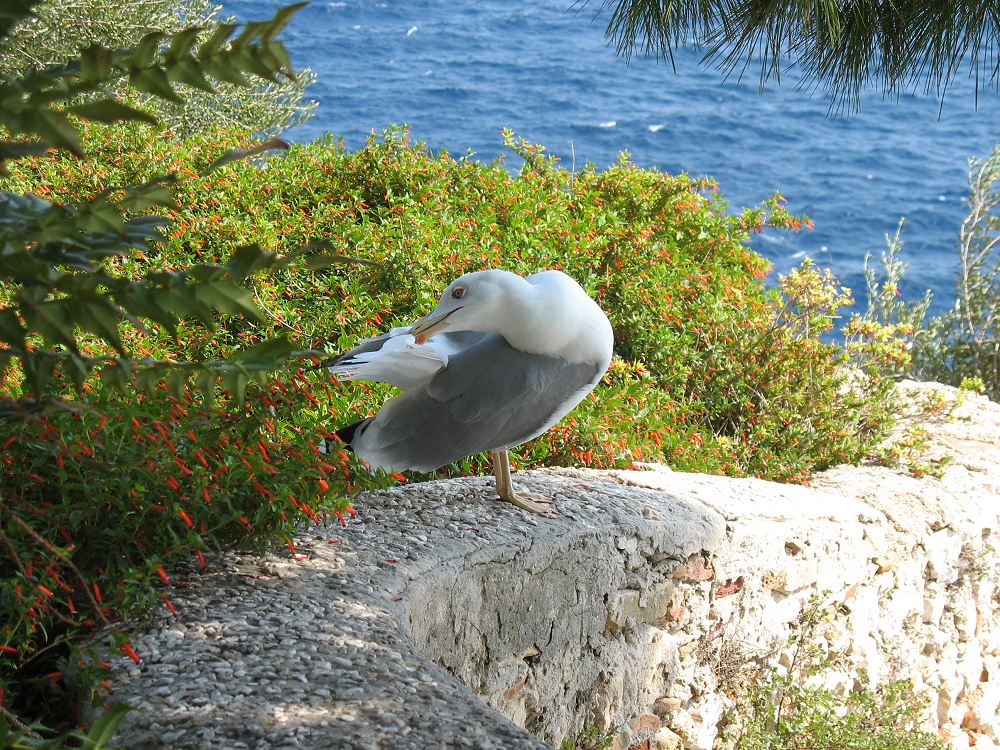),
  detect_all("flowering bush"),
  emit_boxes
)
[2,121,908,482]
[0,121,908,731]
[0,375,387,729]
[0,0,347,738]
[862,145,999,400]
